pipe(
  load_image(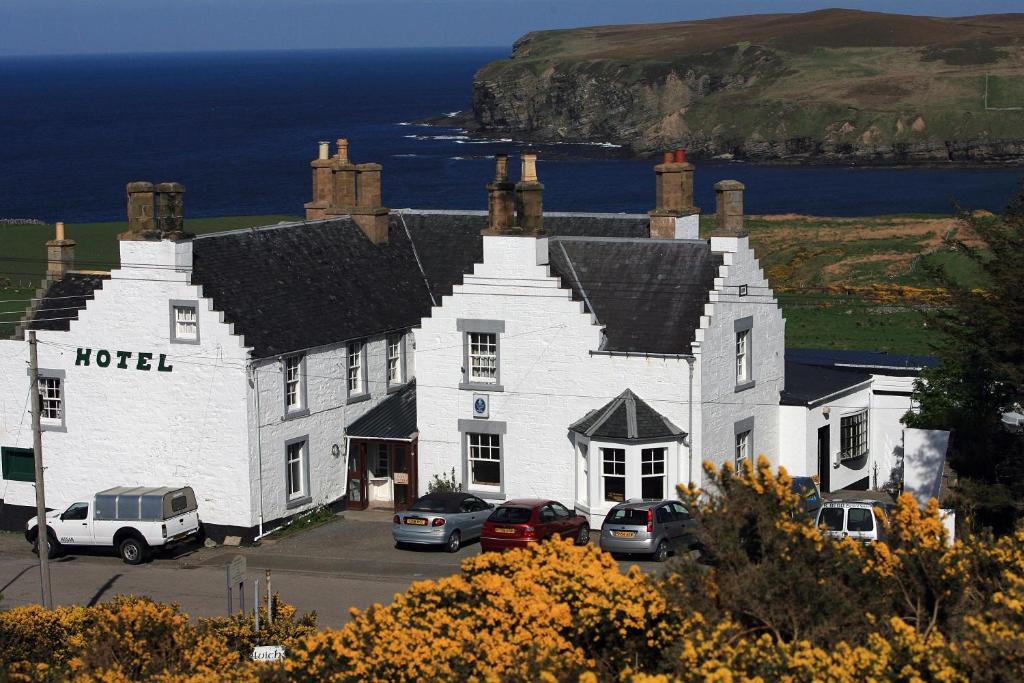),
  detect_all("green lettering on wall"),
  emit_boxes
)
[116,351,132,369]
[96,350,111,367]
[75,348,91,366]
[157,354,173,372]
[137,352,153,371]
